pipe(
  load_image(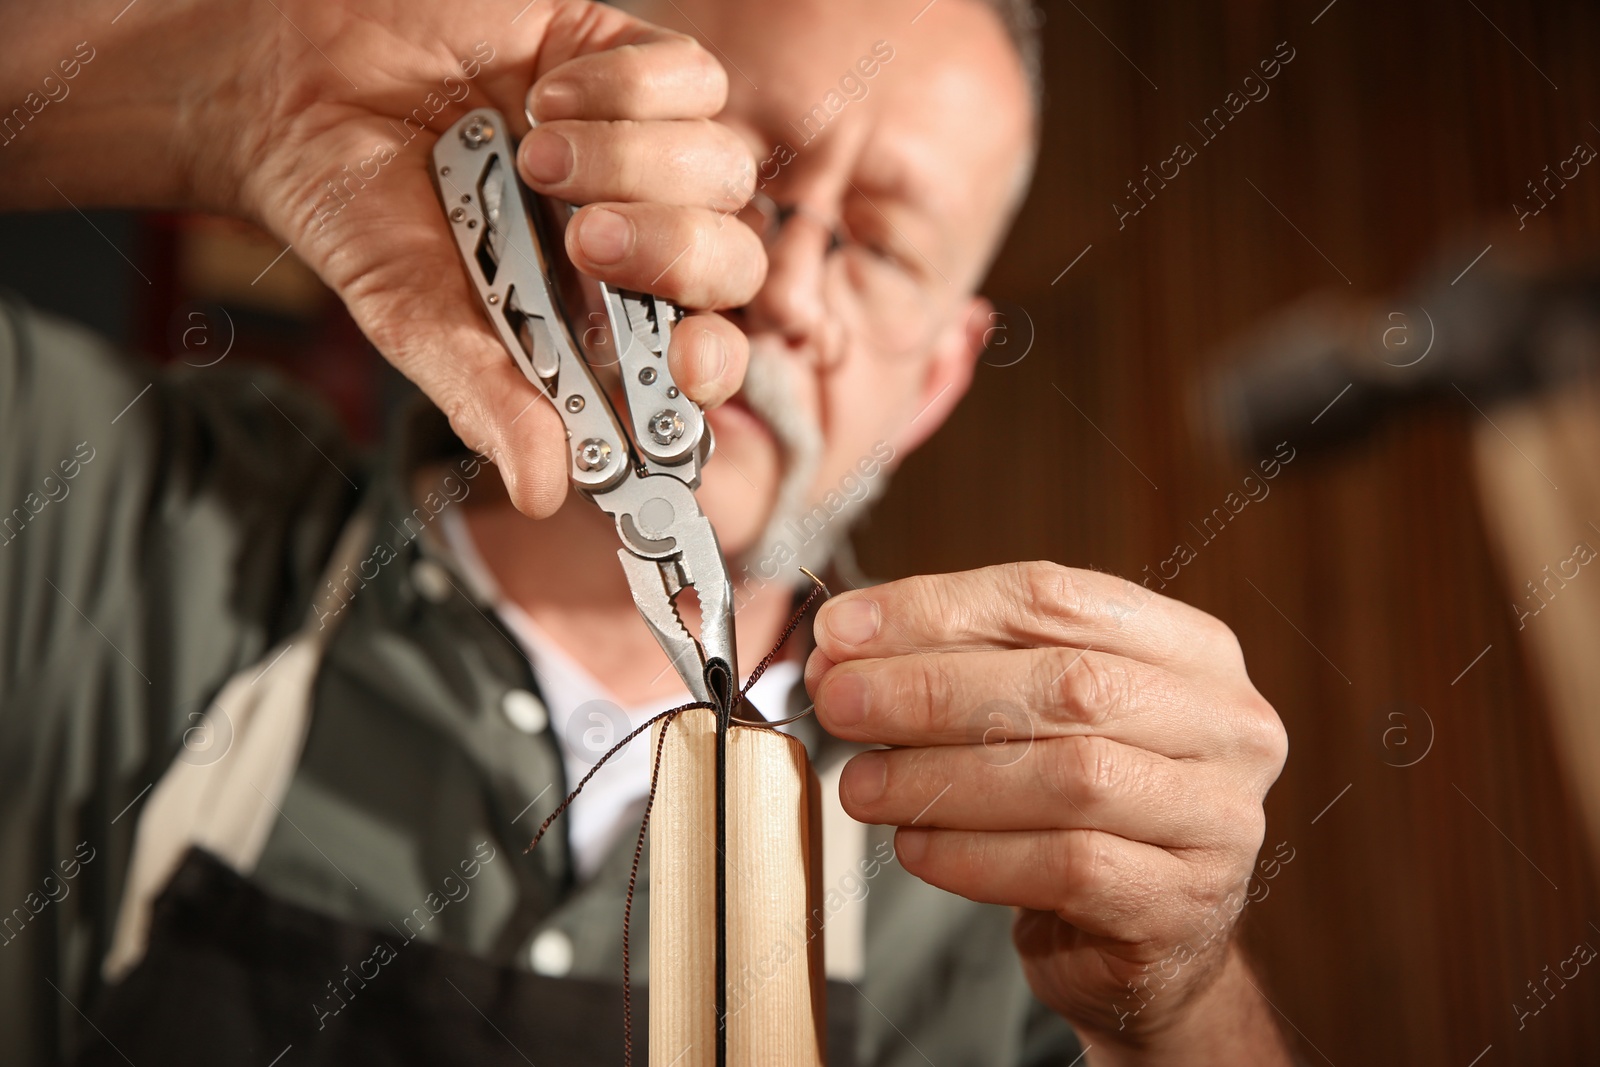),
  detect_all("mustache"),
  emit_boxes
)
[737,343,812,438]
[727,341,828,579]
